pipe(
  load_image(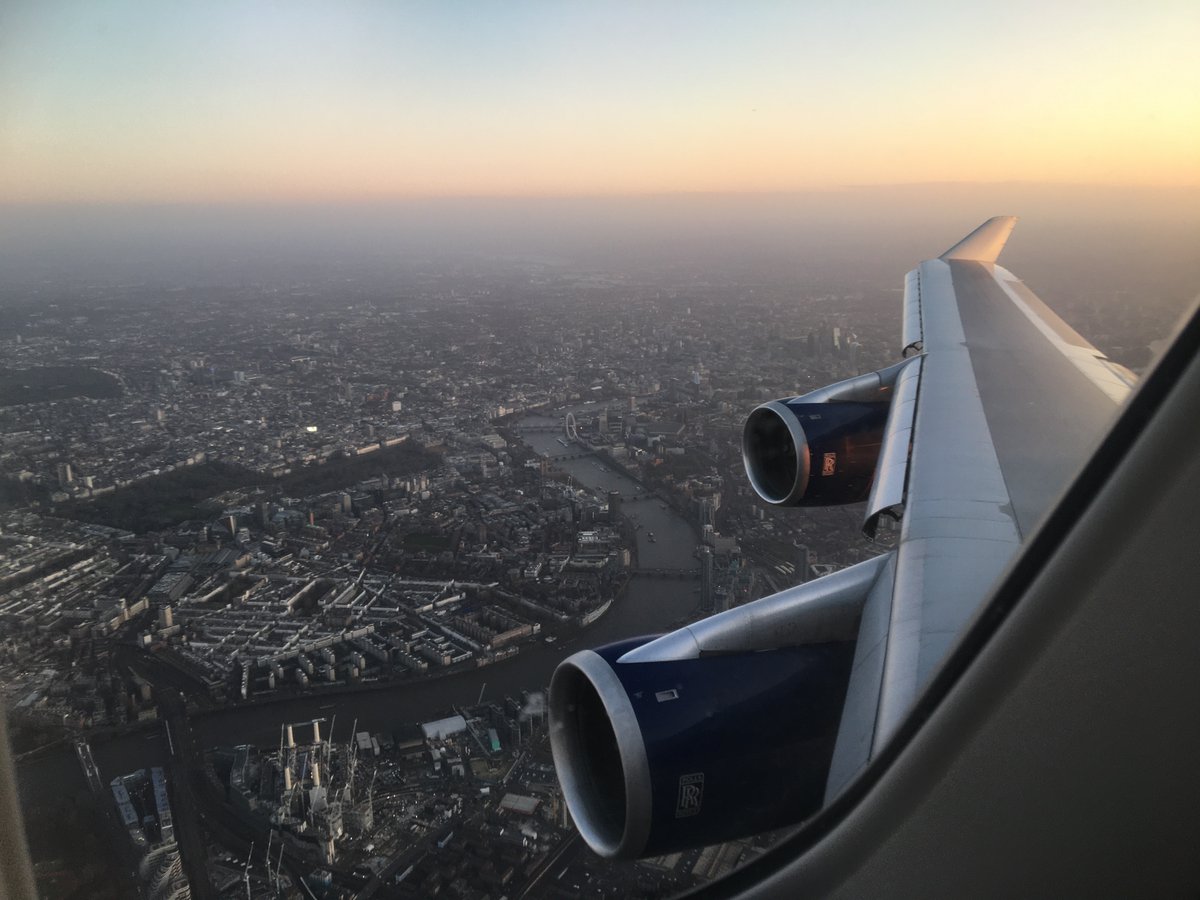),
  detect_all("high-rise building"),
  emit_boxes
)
[608,491,622,521]
[700,547,715,614]
[56,462,73,487]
